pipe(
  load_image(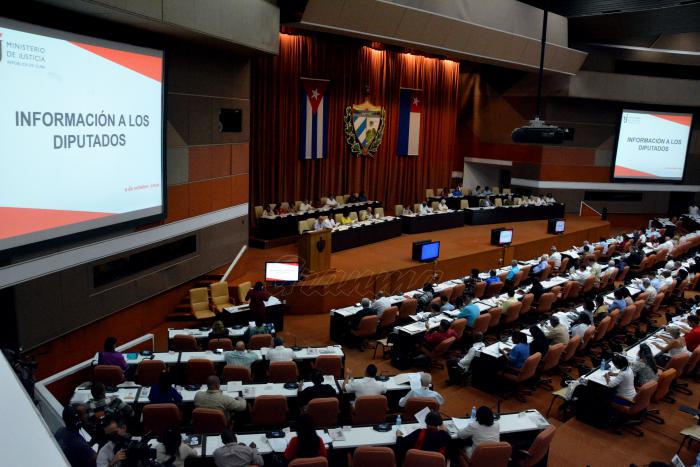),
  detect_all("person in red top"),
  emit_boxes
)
[684,315,700,352]
[245,281,271,322]
[284,414,327,462]
[424,319,458,347]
